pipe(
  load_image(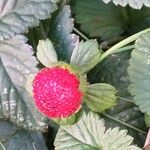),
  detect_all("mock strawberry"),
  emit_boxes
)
[32,66,83,118]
